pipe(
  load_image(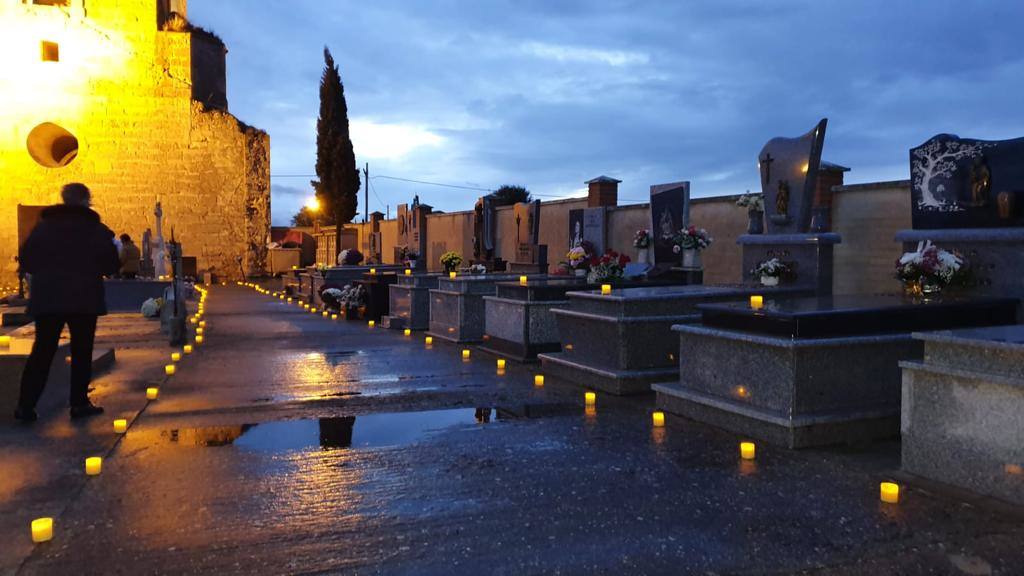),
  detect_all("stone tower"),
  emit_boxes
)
[0,0,270,281]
